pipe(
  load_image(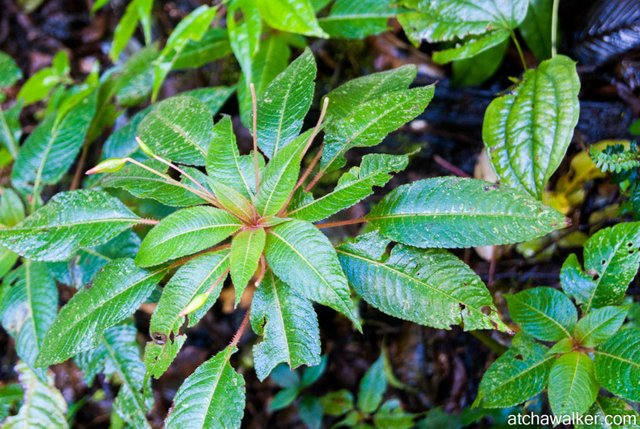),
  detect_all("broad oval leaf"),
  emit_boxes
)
[136,206,241,267]
[256,49,316,158]
[251,270,321,381]
[230,229,266,305]
[474,333,553,408]
[519,0,553,60]
[368,177,567,248]
[151,249,230,338]
[337,231,507,331]
[482,55,581,198]
[560,222,640,312]
[574,306,628,347]
[265,219,360,330]
[256,0,328,38]
[165,346,245,429]
[594,329,640,402]
[0,190,141,262]
[318,0,397,39]
[548,352,598,417]
[506,287,577,342]
[36,259,164,367]
[357,354,386,414]
[137,96,213,165]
